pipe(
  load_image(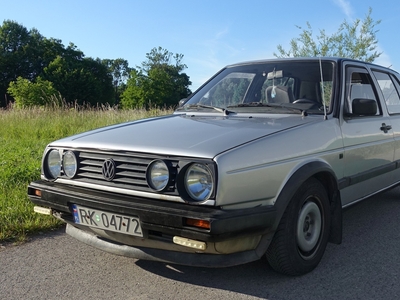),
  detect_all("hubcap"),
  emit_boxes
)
[296,201,322,253]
